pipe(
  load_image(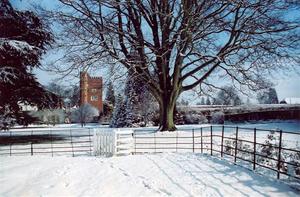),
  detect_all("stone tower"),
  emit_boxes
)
[80,72,103,112]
